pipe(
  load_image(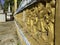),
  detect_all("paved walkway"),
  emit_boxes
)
[0,21,21,45]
